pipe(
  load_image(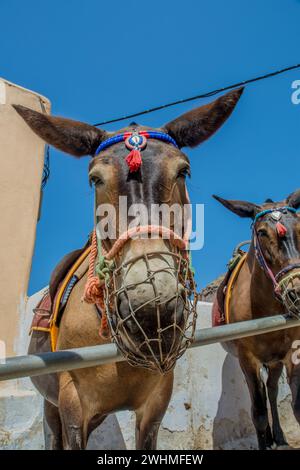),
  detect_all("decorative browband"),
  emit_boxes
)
[253,206,297,224]
[95,130,178,173]
[253,206,298,238]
